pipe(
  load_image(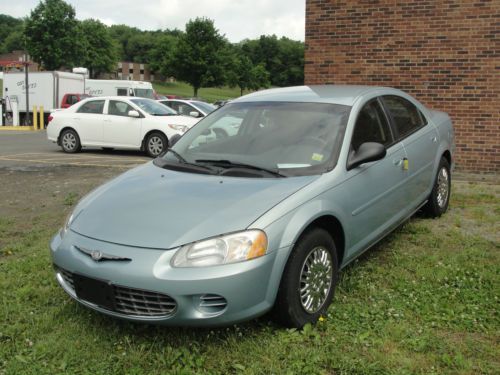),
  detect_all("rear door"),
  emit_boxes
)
[103,100,142,147]
[74,99,106,145]
[342,98,409,260]
[381,95,438,208]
